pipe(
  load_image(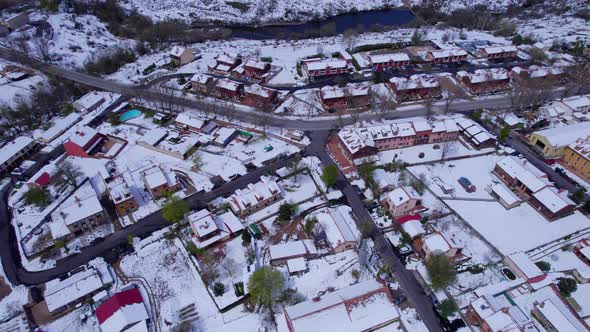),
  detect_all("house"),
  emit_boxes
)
[0,136,37,175]
[504,252,552,290]
[532,299,586,332]
[486,183,522,209]
[44,266,111,314]
[190,73,214,94]
[493,156,576,220]
[243,60,271,78]
[287,257,308,276]
[368,53,410,71]
[73,91,106,113]
[5,12,29,30]
[467,295,535,332]
[215,78,244,100]
[303,59,348,79]
[243,84,278,108]
[276,279,399,332]
[380,186,421,218]
[457,68,510,94]
[209,54,242,74]
[228,177,283,217]
[476,45,518,60]
[212,126,238,147]
[426,48,468,63]
[389,74,441,102]
[37,113,82,144]
[338,51,353,63]
[312,206,360,253]
[106,176,137,216]
[63,126,104,158]
[457,119,497,149]
[319,85,370,111]
[137,128,201,160]
[175,112,217,134]
[170,46,193,66]
[419,232,468,263]
[510,65,565,87]
[188,209,244,248]
[49,180,107,241]
[398,215,426,239]
[269,240,317,266]
[141,166,180,200]
[528,122,590,158]
[335,119,460,166]
[286,129,305,142]
[95,287,149,332]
